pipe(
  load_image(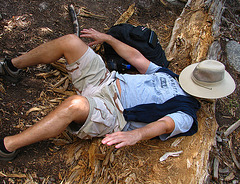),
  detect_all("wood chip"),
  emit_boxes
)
[0,173,27,178]
[79,7,106,19]
[113,3,135,26]
[63,79,70,91]
[50,138,70,146]
[49,98,64,103]
[26,107,43,116]
[95,153,105,161]
[61,131,73,143]
[51,62,68,73]
[0,171,7,177]
[224,172,235,181]
[0,83,5,94]
[171,138,183,147]
[35,70,60,78]
[102,147,115,166]
[224,119,240,137]
[229,137,240,170]
[88,142,97,169]
[159,151,183,162]
[52,88,76,96]
[213,157,219,180]
[109,152,114,163]
[52,76,68,89]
